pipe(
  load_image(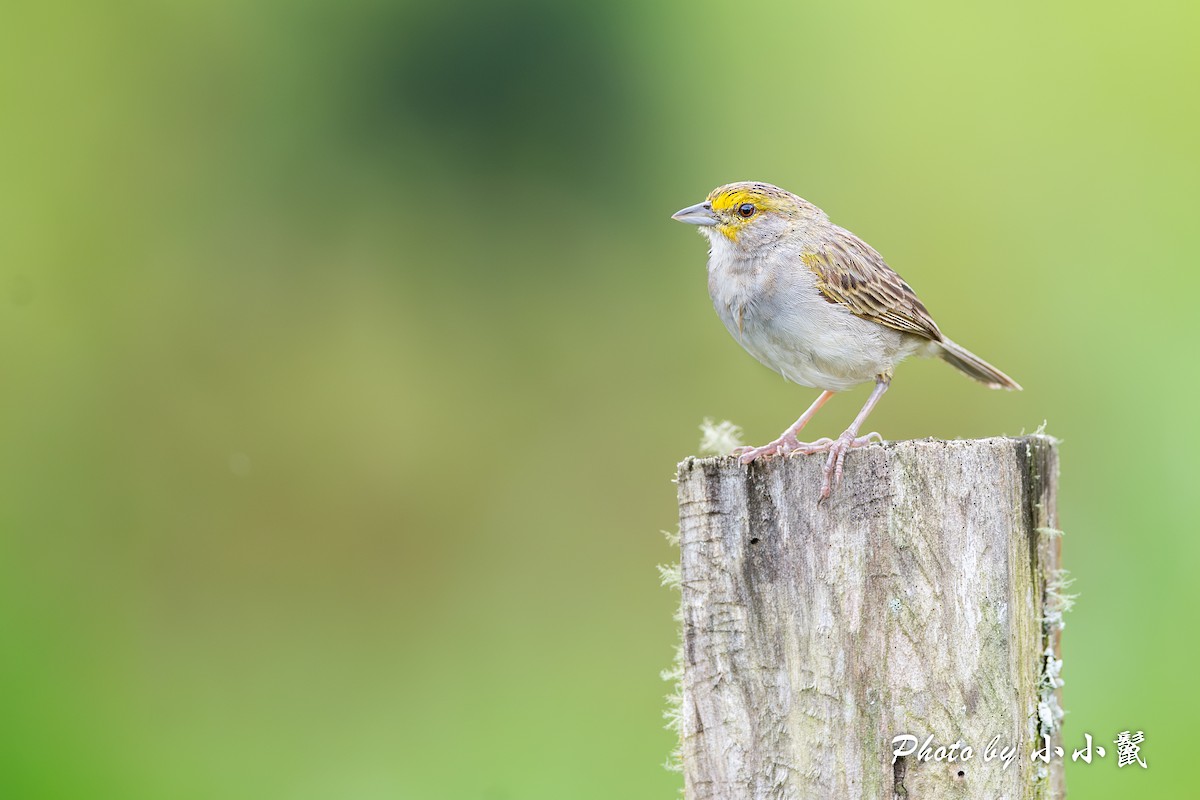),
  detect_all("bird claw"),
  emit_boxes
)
[789,437,834,455]
[734,434,848,464]
[734,436,800,464]
[818,431,883,501]
[735,428,884,501]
